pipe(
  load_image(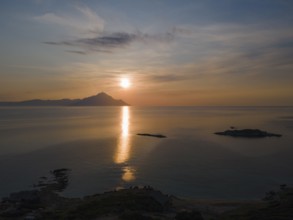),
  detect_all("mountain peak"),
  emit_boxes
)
[72,92,128,106]
[96,92,110,97]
